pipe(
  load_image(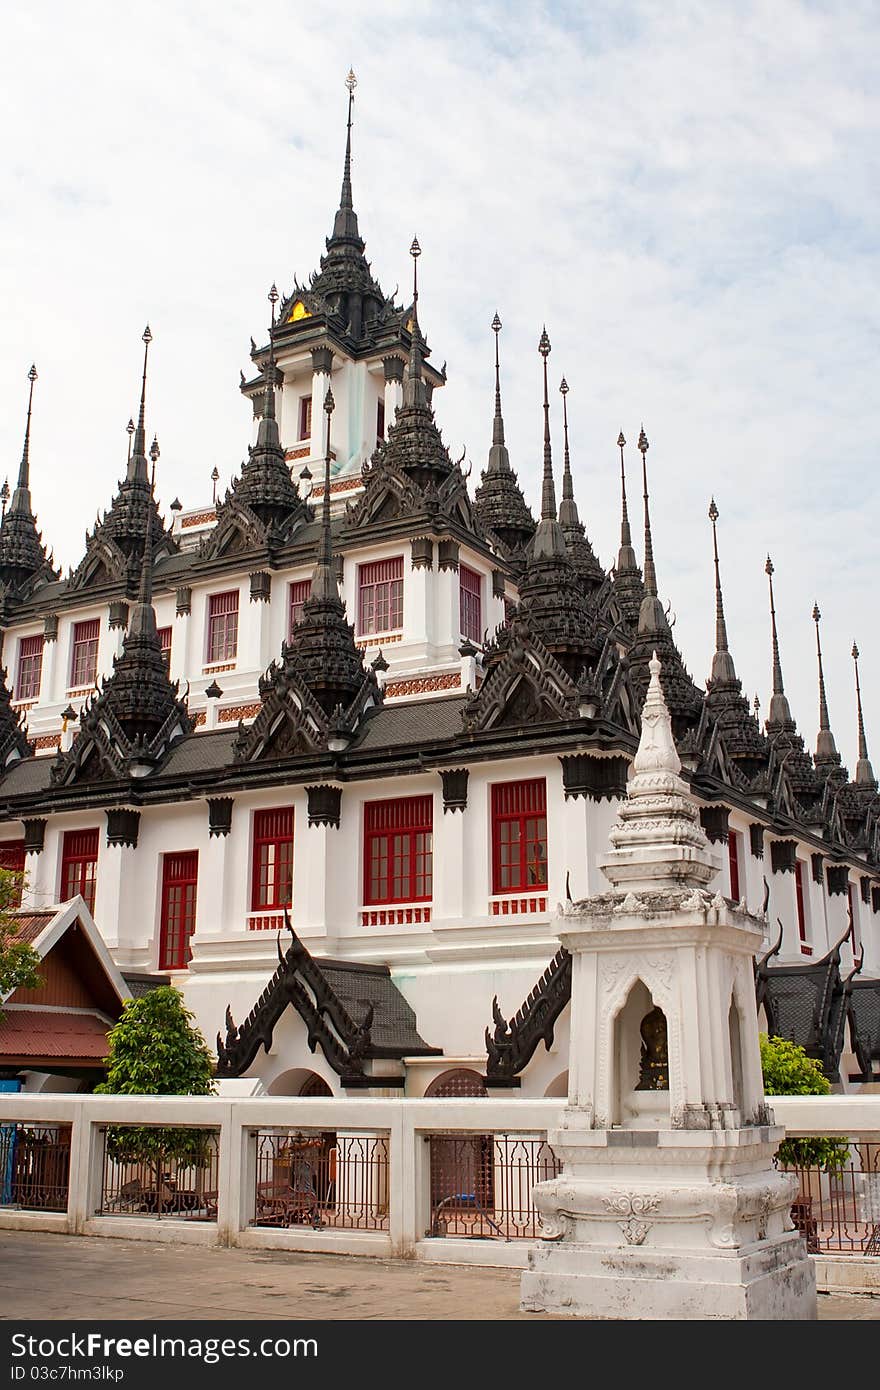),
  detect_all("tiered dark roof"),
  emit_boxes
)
[69,329,175,594]
[0,366,57,597]
[557,378,603,592]
[473,316,535,555]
